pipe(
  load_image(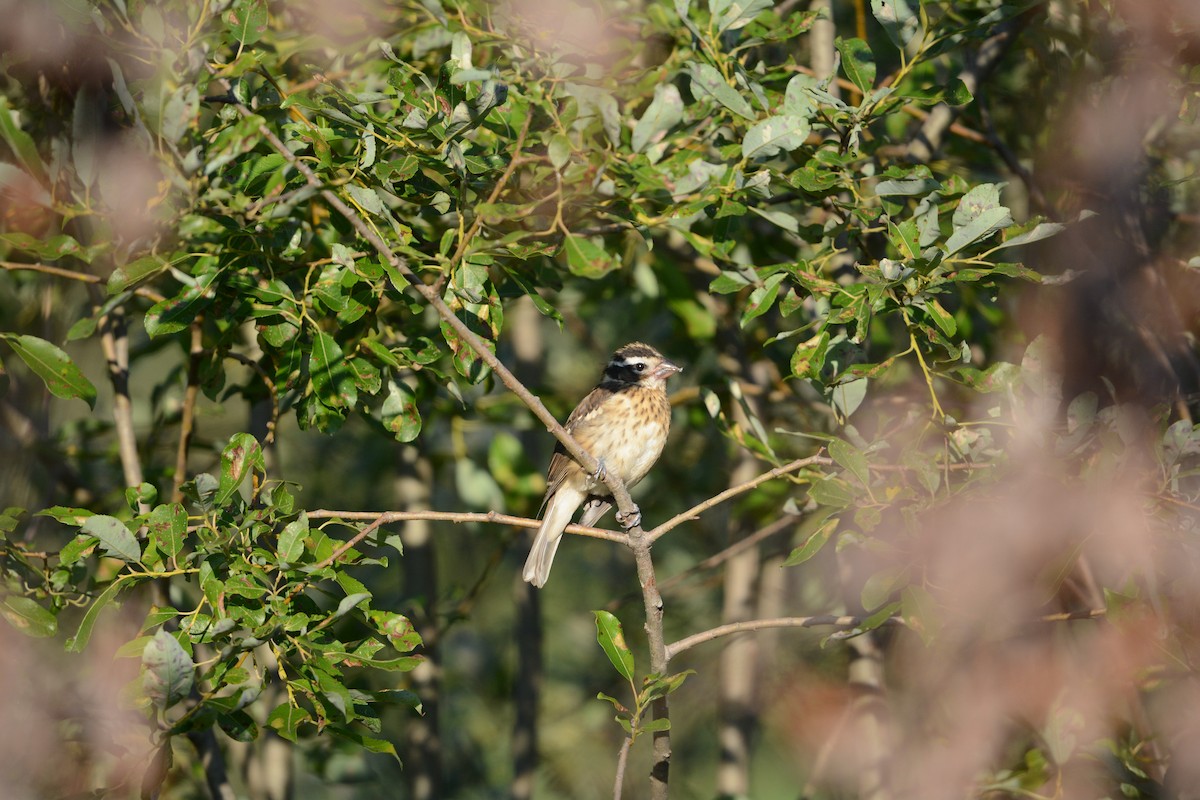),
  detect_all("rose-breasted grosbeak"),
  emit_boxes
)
[522,342,681,588]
